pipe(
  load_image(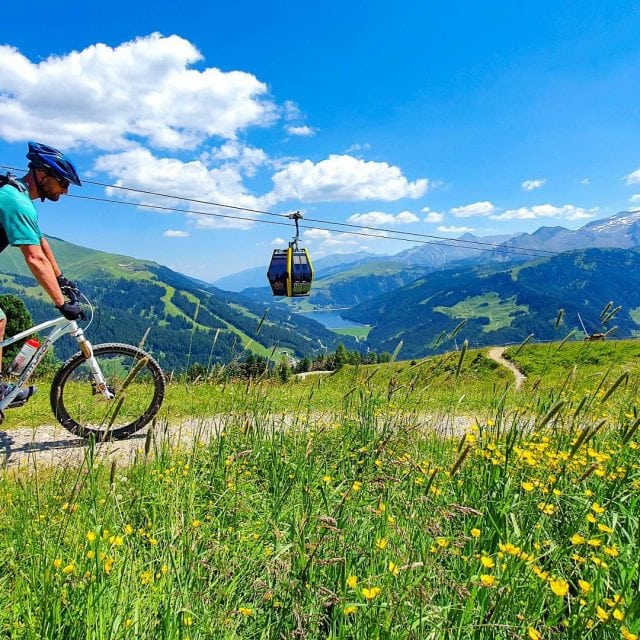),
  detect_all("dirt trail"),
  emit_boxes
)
[0,412,474,470]
[487,347,526,390]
